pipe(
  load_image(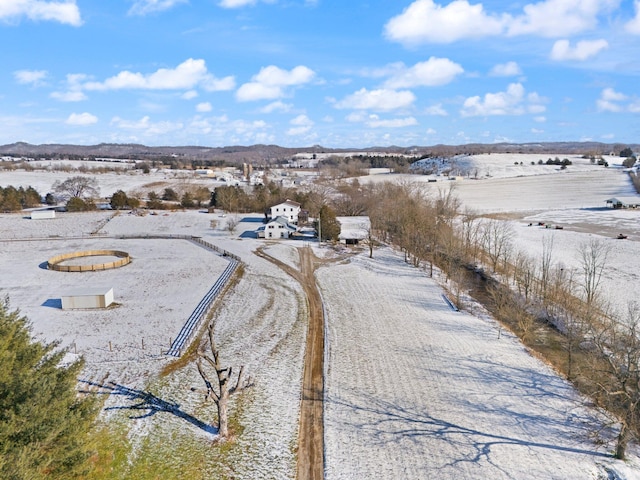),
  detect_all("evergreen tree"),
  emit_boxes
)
[0,298,99,479]
[110,190,129,210]
[66,197,95,212]
[318,204,340,241]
